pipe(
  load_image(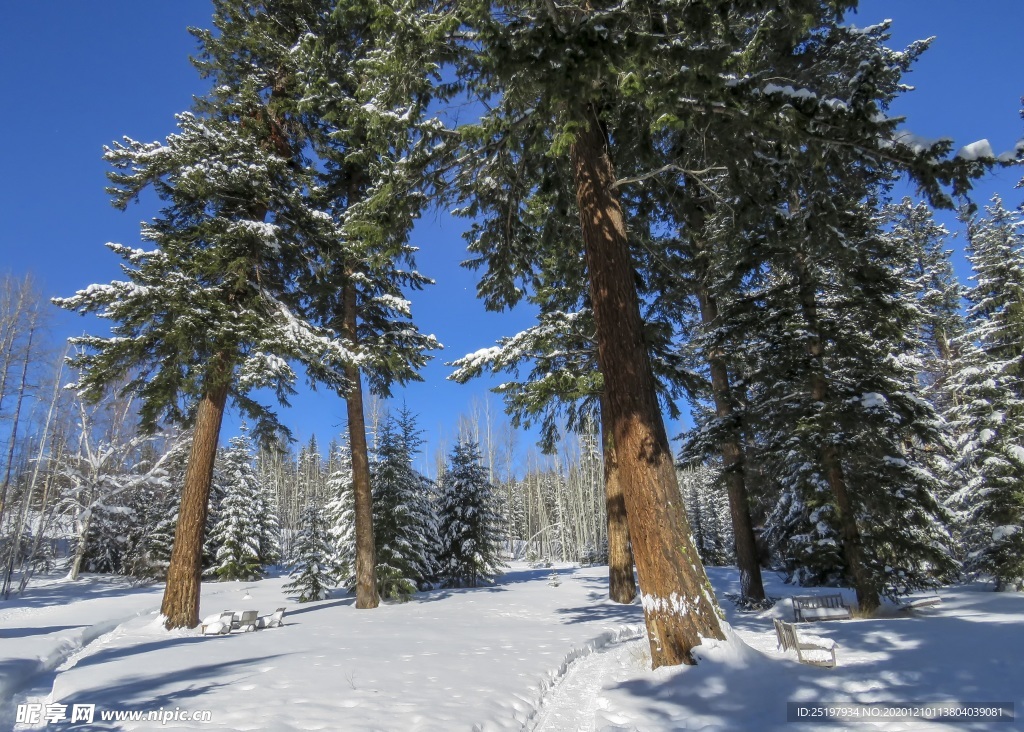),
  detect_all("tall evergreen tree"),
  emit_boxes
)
[284,501,334,603]
[54,1,365,628]
[210,430,280,581]
[948,196,1024,591]
[293,0,448,611]
[325,437,356,588]
[436,438,505,587]
[678,467,734,568]
[451,1,982,664]
[884,197,966,409]
[370,412,436,601]
[743,186,957,603]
